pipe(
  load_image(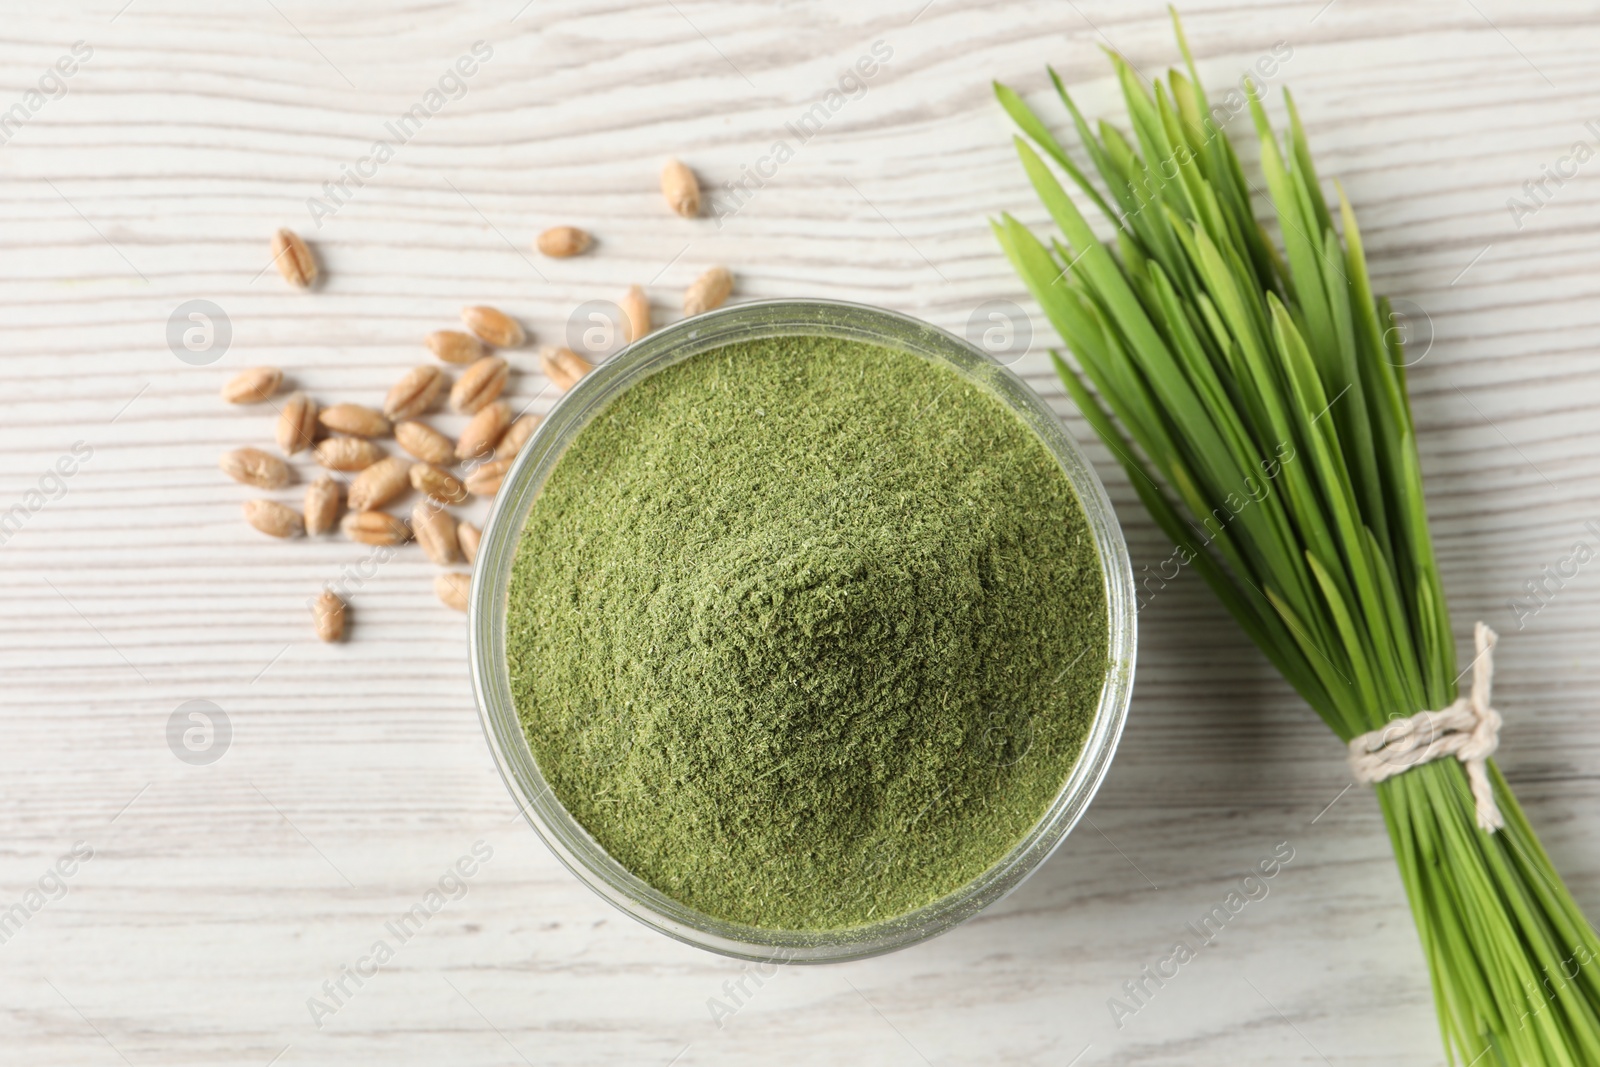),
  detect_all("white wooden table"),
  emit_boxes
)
[3,1,1597,1063]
